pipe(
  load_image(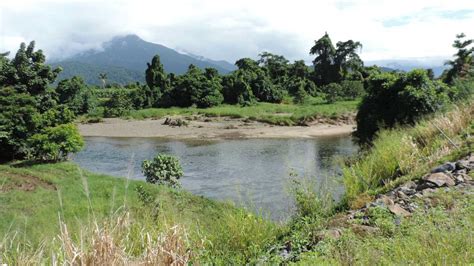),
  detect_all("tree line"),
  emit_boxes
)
[0,33,473,162]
